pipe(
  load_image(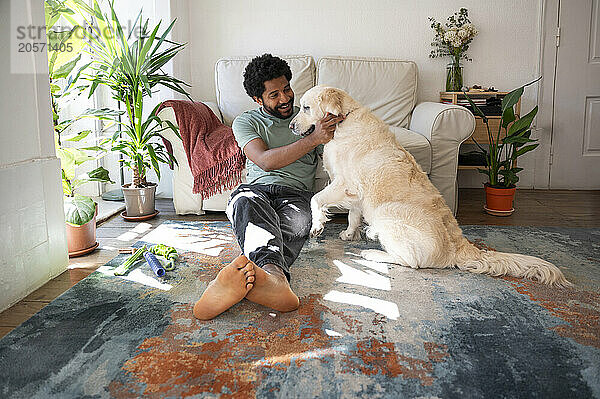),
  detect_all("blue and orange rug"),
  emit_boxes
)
[0,221,598,398]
